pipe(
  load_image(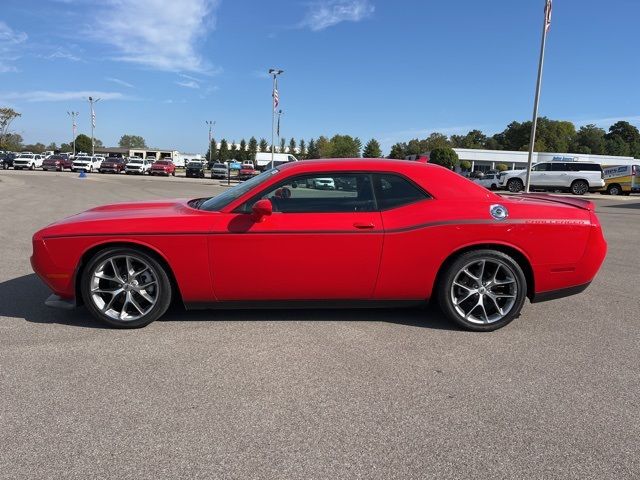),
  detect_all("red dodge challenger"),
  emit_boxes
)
[31,159,607,331]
